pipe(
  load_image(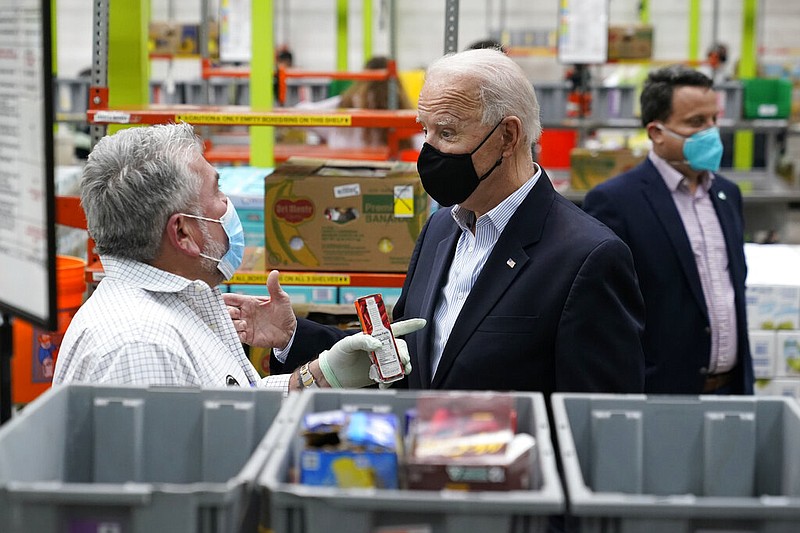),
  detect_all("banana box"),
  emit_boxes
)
[264,158,429,272]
